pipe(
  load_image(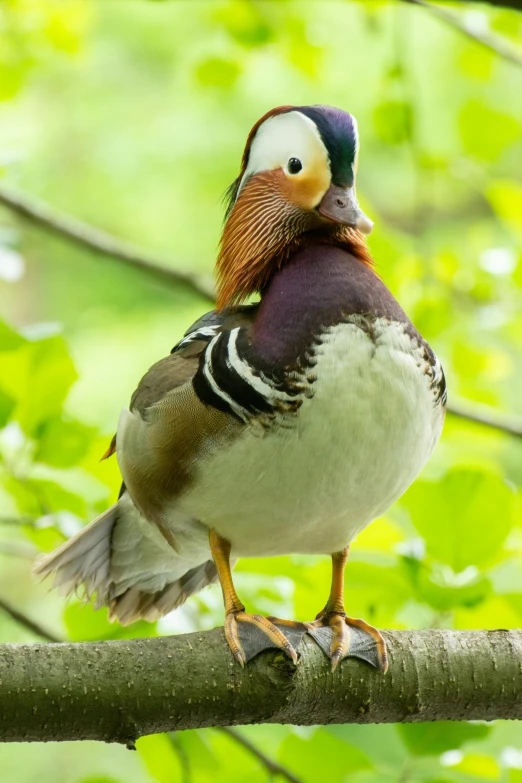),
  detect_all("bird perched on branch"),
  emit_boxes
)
[35,105,446,672]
